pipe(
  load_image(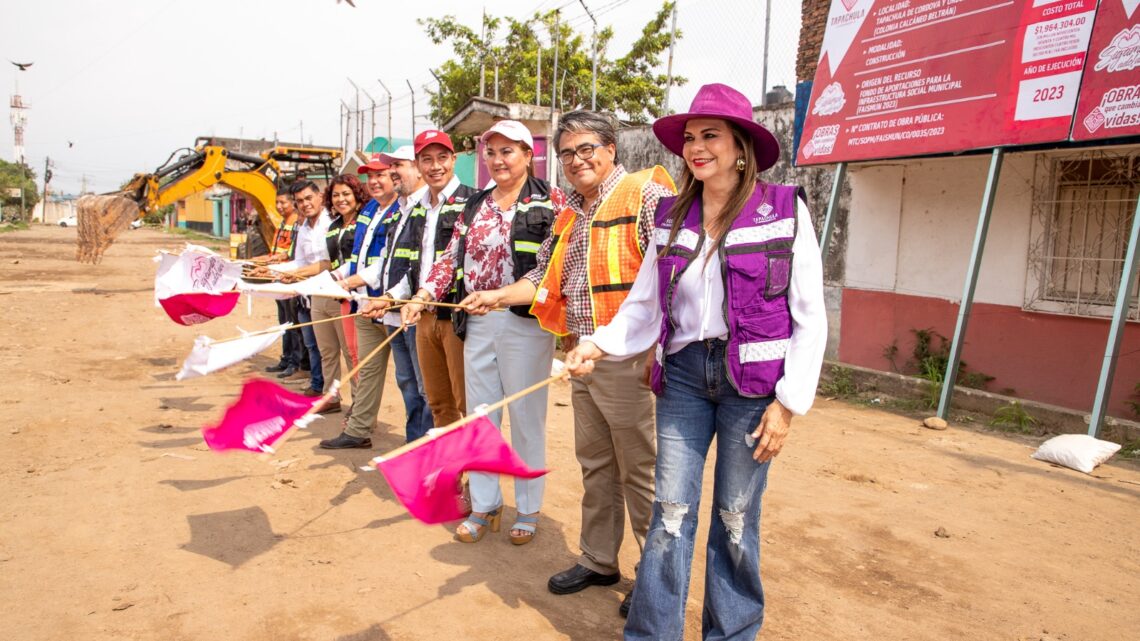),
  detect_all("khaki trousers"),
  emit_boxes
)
[572,350,656,575]
[312,296,354,396]
[416,310,466,427]
[343,316,391,439]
